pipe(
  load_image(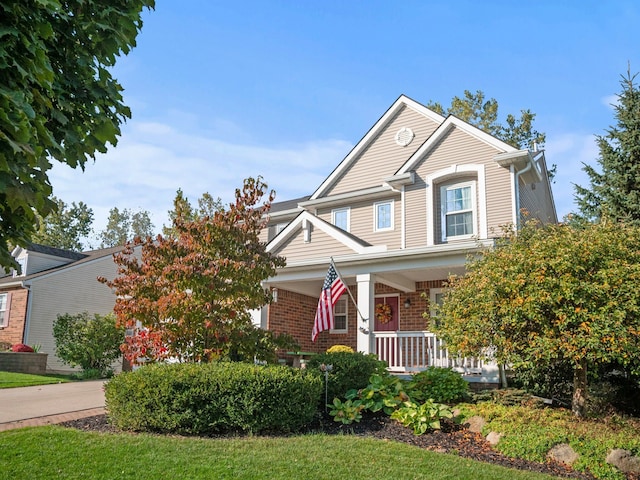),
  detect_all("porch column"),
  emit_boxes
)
[356,273,375,354]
